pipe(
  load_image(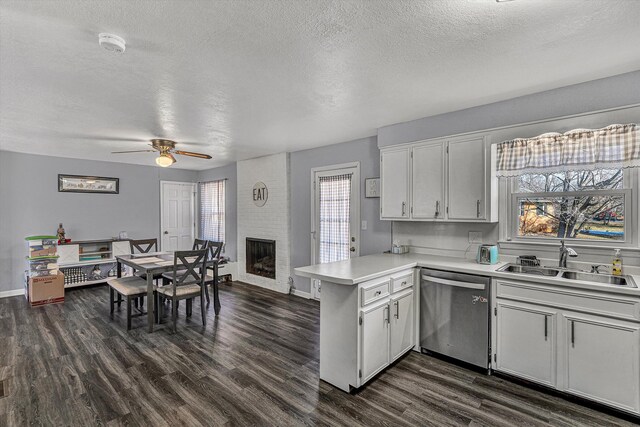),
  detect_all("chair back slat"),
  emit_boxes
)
[192,239,208,251]
[171,248,208,297]
[207,241,224,259]
[130,238,158,254]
